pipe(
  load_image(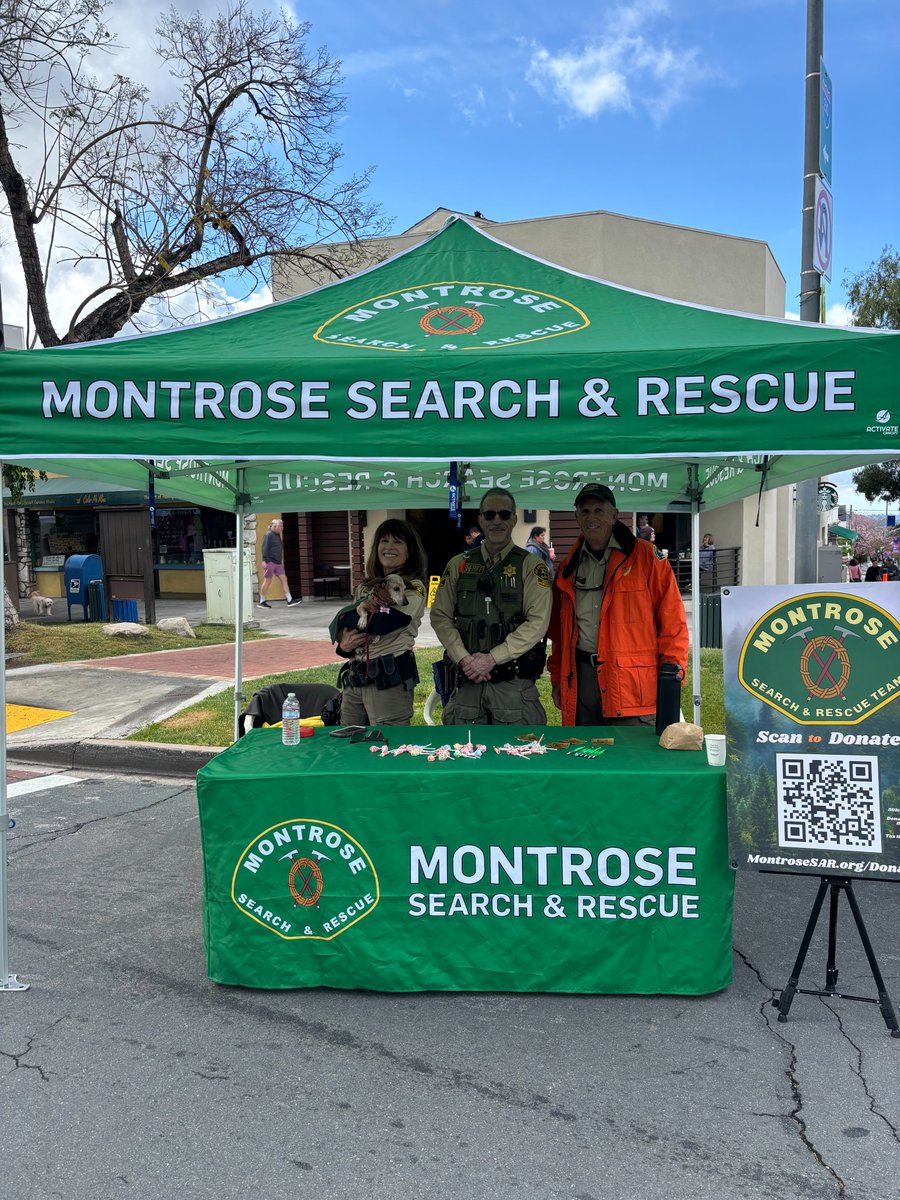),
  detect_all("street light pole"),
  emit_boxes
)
[795,0,824,582]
